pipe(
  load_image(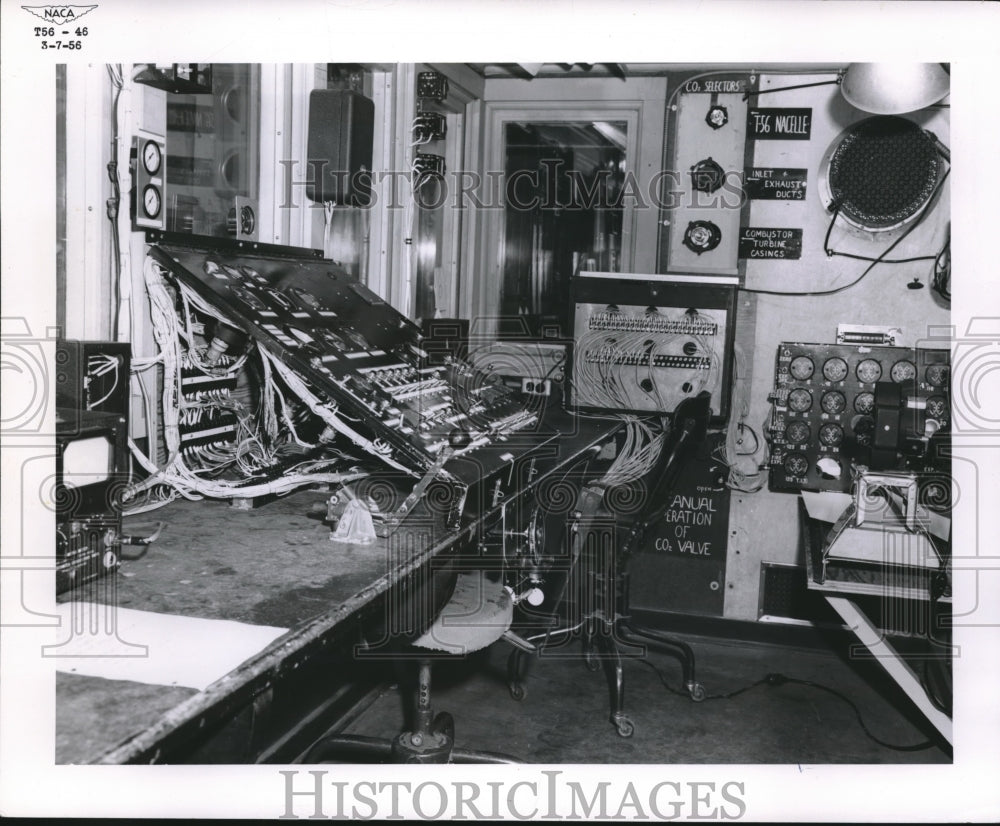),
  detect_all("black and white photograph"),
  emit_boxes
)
[1,0,998,821]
